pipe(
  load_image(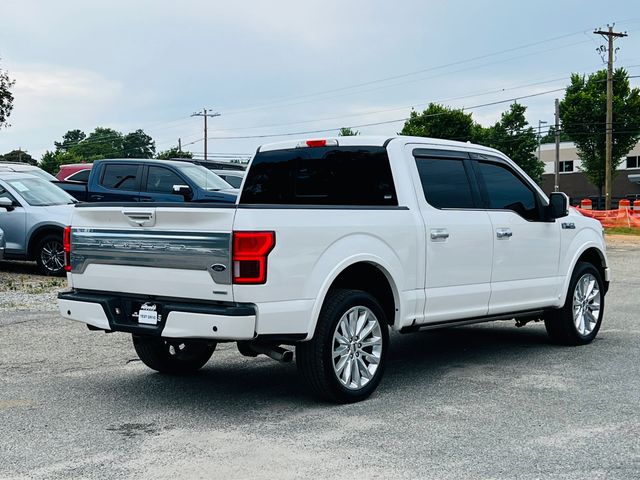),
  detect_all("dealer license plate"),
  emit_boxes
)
[137,303,158,325]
